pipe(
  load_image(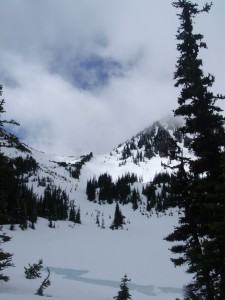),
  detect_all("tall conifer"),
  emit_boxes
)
[166,1,225,299]
[110,203,125,230]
